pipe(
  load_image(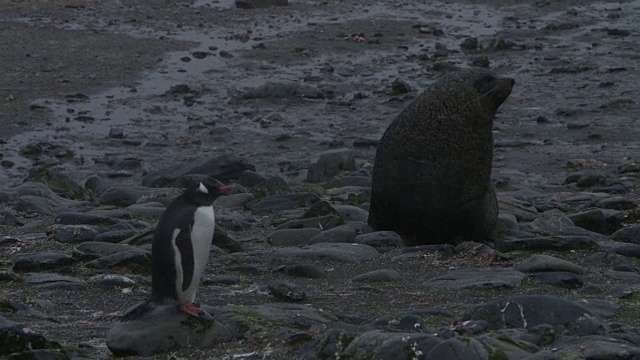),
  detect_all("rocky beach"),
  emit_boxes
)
[2,0,640,359]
